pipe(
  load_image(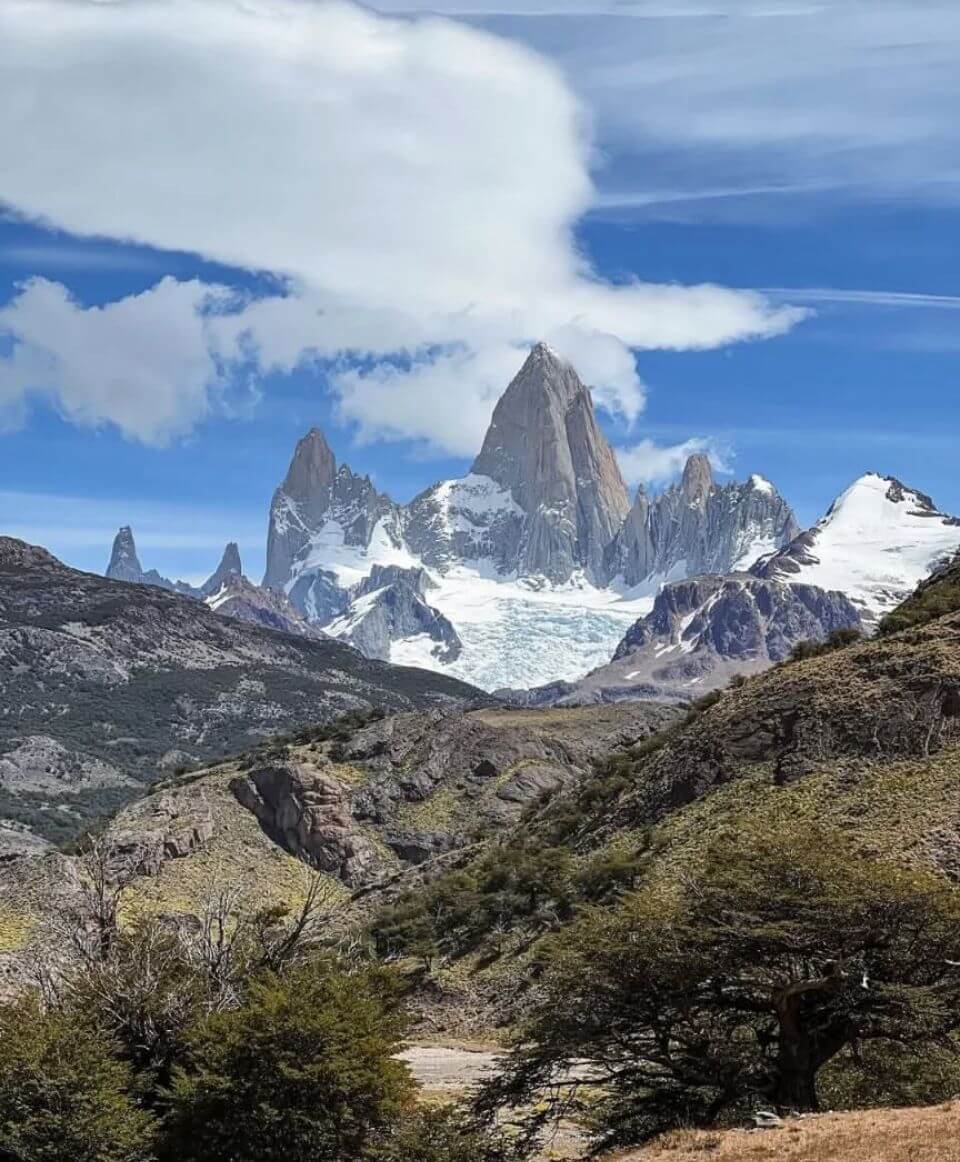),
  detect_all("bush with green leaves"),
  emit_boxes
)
[0,994,155,1162]
[159,958,413,1162]
[371,841,577,965]
[788,626,863,664]
[820,1039,960,1111]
